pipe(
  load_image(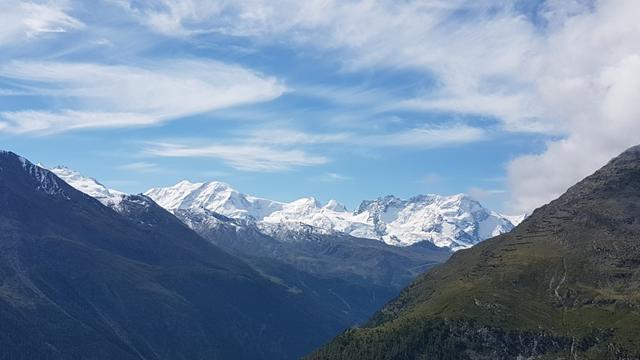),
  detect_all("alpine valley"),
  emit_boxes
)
[4,146,640,360]
[38,161,515,359]
[48,165,517,298]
